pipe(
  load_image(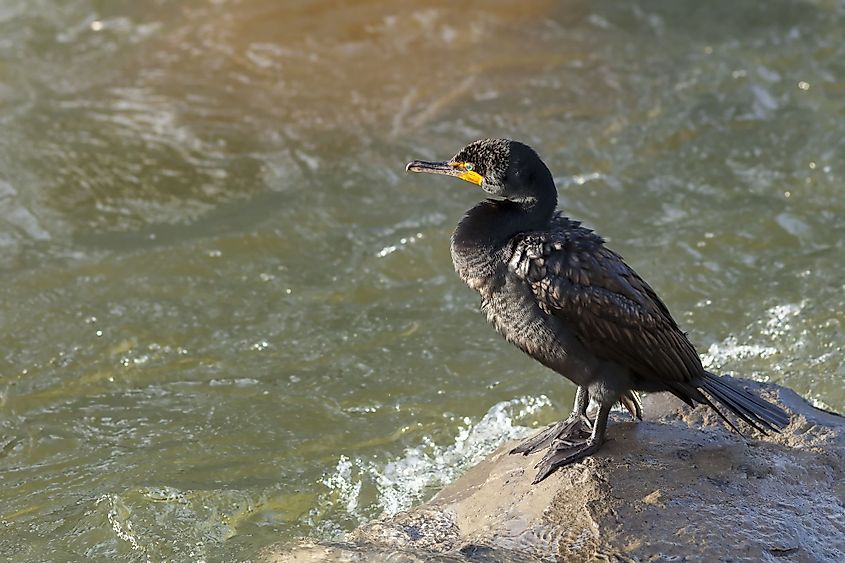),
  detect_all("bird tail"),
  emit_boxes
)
[698,371,790,434]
